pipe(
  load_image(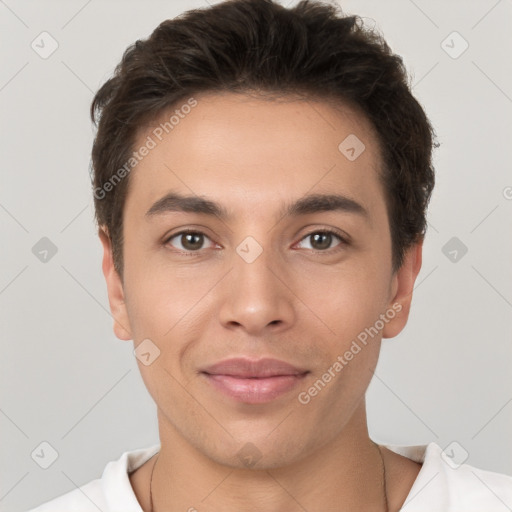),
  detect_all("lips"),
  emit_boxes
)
[201,357,309,378]
[201,357,309,404]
